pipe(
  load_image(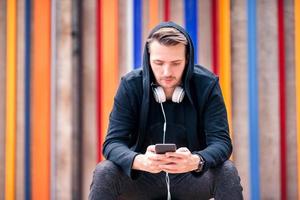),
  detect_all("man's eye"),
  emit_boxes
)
[155,62,163,65]
[172,63,181,66]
